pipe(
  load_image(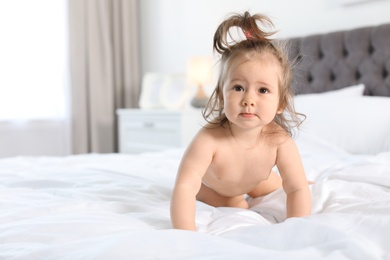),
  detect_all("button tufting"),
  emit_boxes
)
[355,70,361,80]
[308,74,313,83]
[369,45,375,54]
[330,72,336,81]
[383,68,389,78]
[343,48,348,57]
